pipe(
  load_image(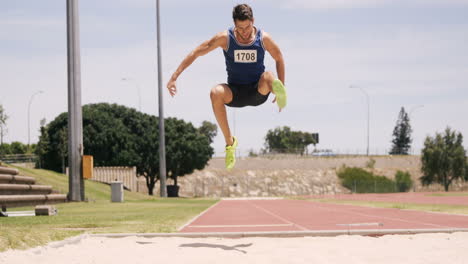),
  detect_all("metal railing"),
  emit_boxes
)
[0,154,38,164]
